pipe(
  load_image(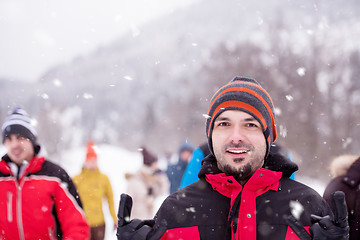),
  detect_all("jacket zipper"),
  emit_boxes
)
[16,182,25,240]
[225,192,242,240]
[7,192,13,222]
